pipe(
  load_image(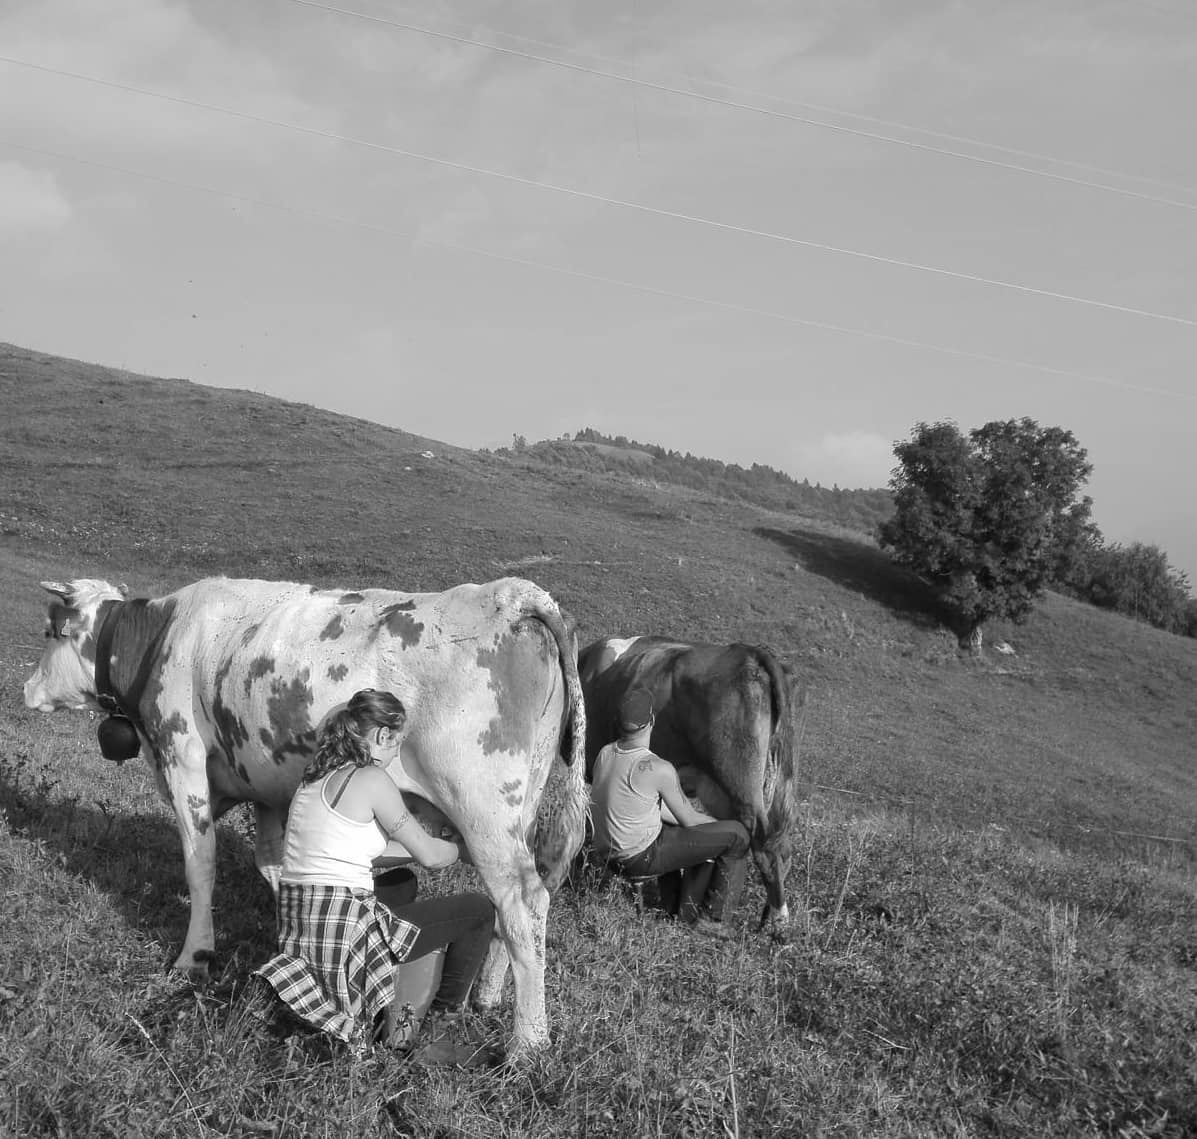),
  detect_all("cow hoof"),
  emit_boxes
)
[761,913,793,944]
[174,949,217,984]
[501,1038,546,1067]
